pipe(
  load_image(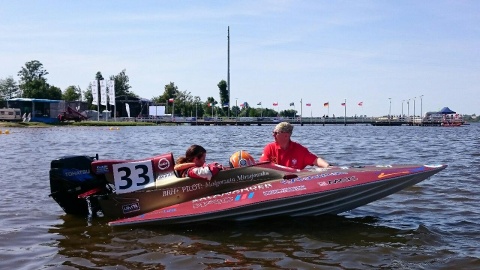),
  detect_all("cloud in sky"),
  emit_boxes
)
[1,0,479,116]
